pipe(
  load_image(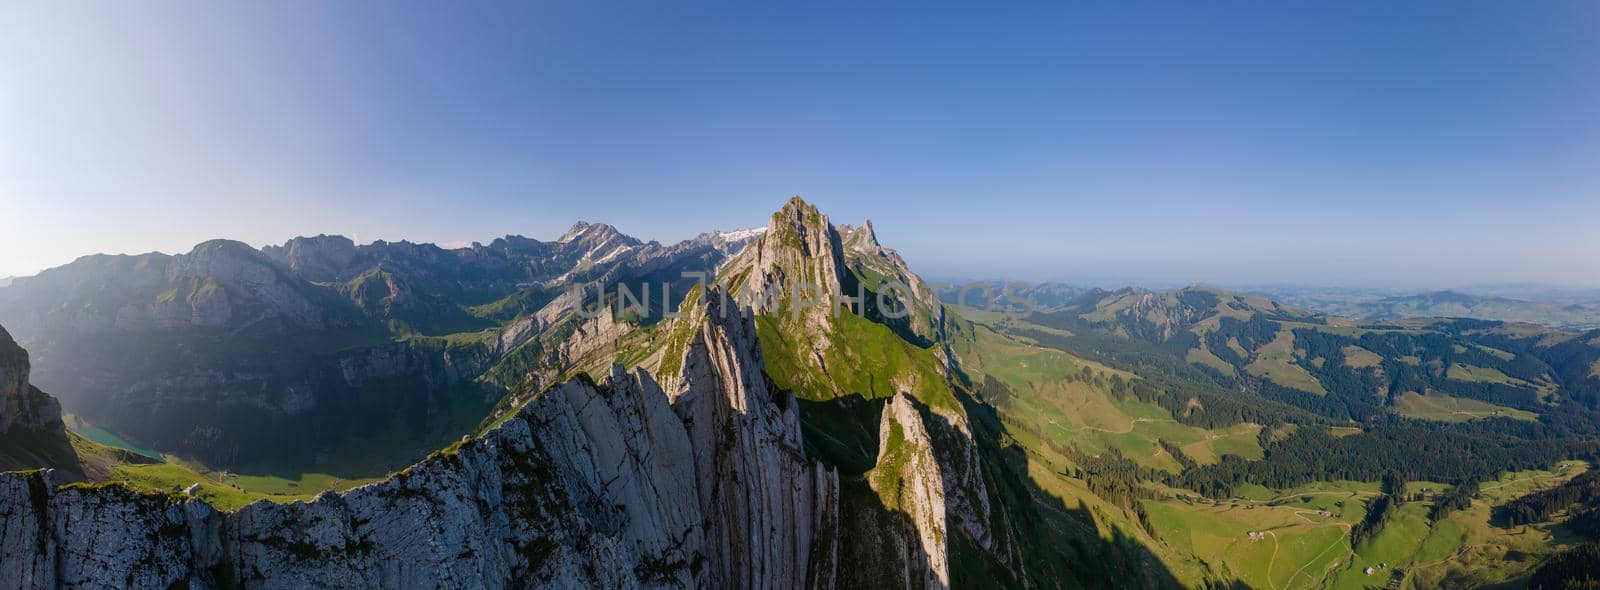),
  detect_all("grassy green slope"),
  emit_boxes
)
[948,313,1262,473]
[755,311,959,411]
